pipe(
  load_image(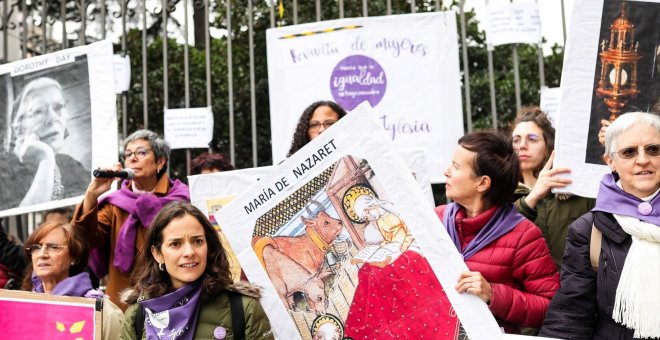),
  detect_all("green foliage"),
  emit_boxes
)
[118,0,564,182]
